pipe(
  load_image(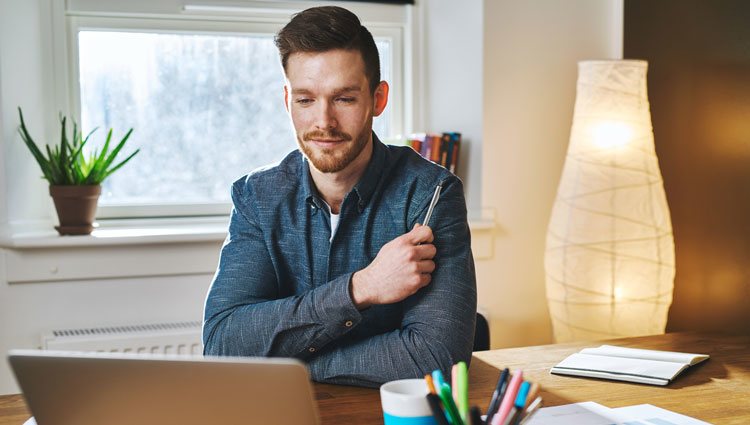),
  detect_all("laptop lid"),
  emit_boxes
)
[8,349,320,425]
